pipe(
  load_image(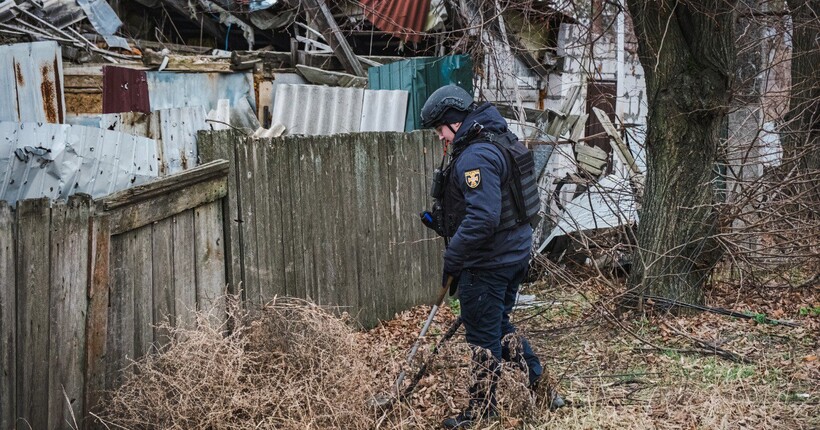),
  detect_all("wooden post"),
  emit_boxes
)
[47,195,91,429]
[0,201,16,430]
[15,198,51,430]
[83,209,111,429]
